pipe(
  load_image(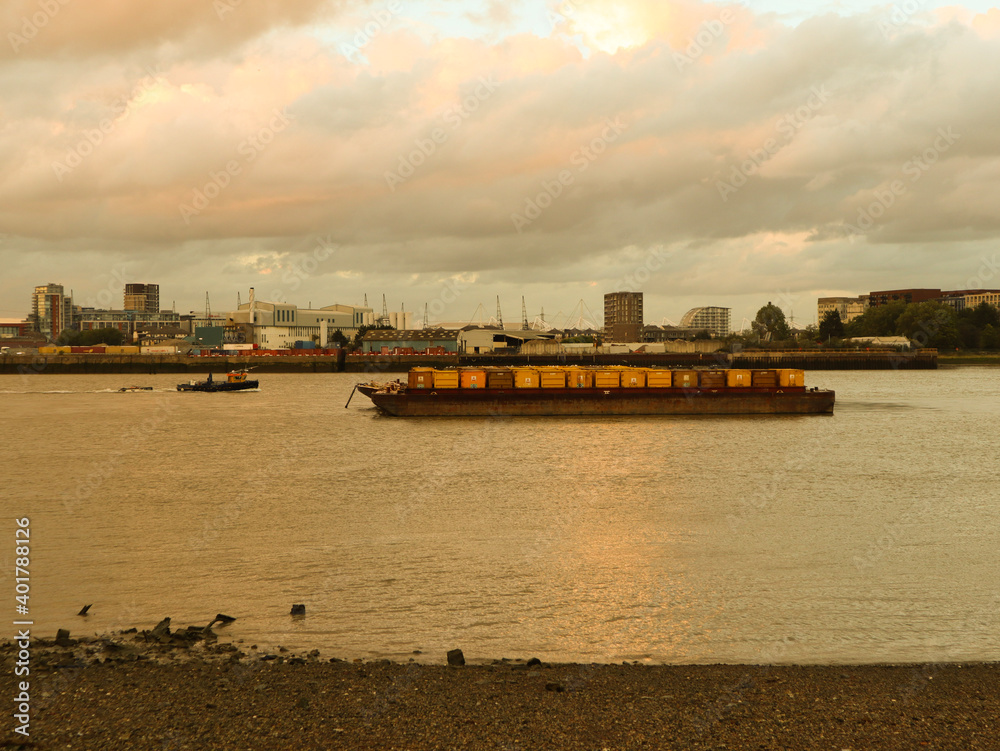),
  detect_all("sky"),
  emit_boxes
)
[2,1,1000,331]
